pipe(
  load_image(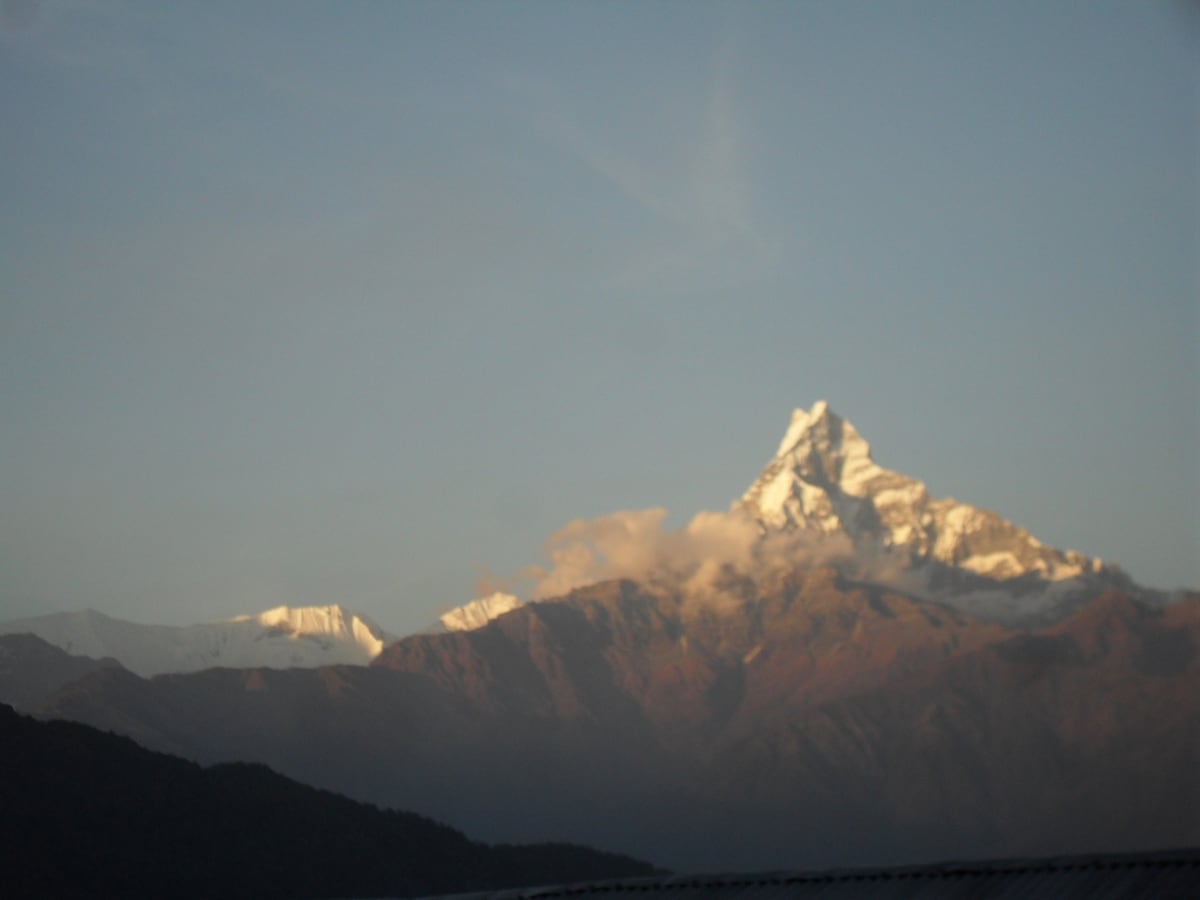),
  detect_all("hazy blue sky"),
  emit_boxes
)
[2,1,1196,631]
